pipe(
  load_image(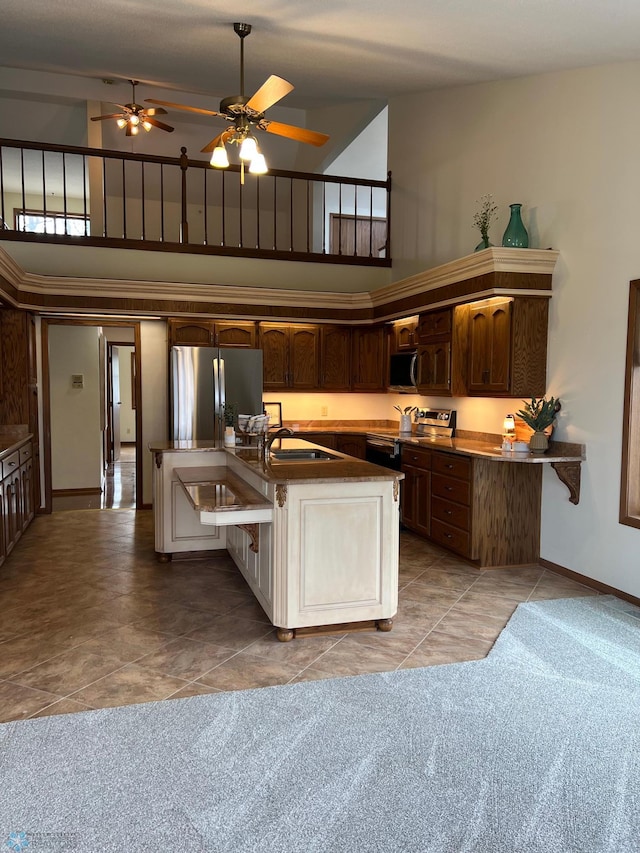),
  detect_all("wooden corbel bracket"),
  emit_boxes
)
[550,461,581,505]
